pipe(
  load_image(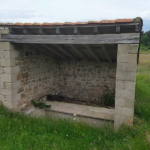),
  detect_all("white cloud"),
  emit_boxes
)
[140,10,150,20]
[0,0,149,29]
